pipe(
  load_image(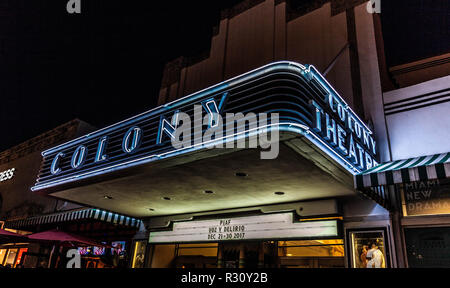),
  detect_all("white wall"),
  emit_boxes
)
[384,75,450,160]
